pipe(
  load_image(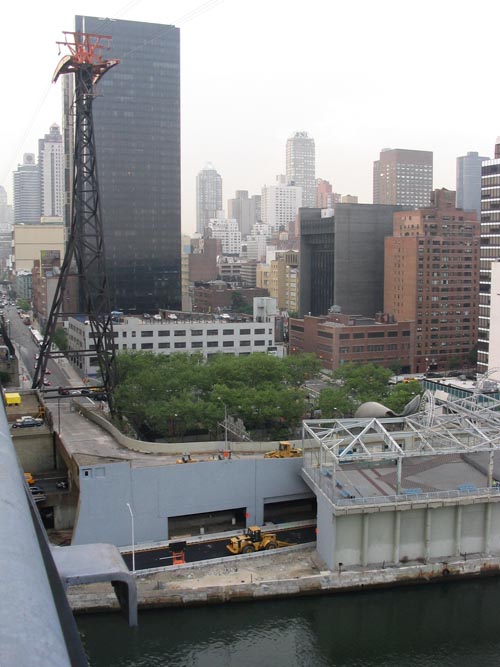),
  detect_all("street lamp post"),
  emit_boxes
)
[126,502,136,574]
